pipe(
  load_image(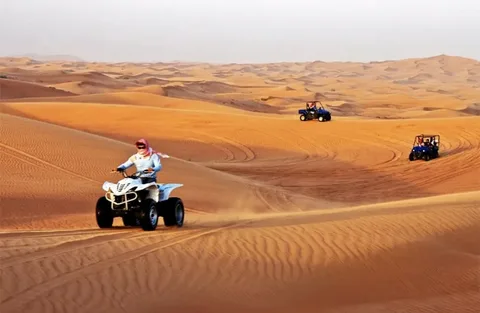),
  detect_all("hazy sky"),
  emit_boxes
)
[1,0,479,63]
